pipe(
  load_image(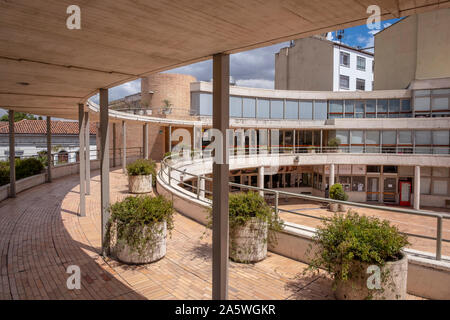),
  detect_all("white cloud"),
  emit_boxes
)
[235,79,274,89]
